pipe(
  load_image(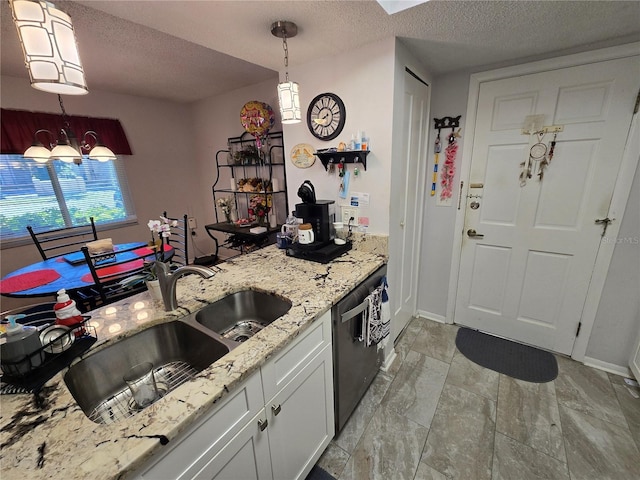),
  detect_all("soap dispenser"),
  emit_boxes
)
[54,289,84,335]
[0,315,43,375]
